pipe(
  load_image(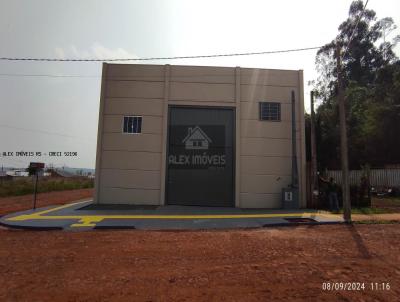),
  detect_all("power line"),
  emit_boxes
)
[343,0,369,56]
[0,124,95,142]
[0,46,322,62]
[0,73,100,78]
